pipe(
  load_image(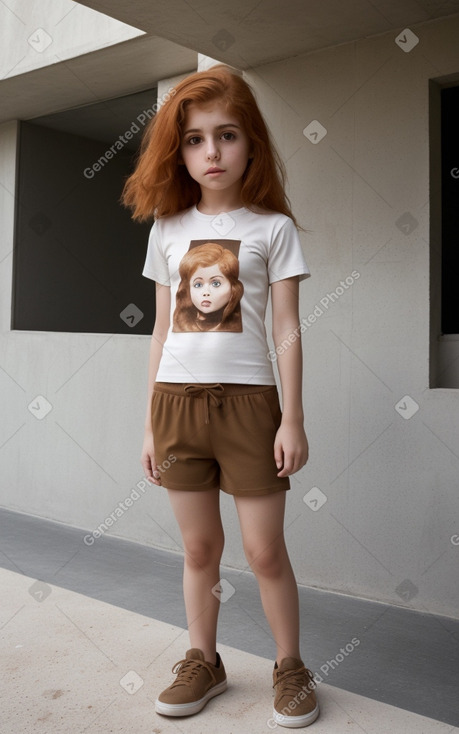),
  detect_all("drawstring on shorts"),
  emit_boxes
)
[183,383,225,424]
